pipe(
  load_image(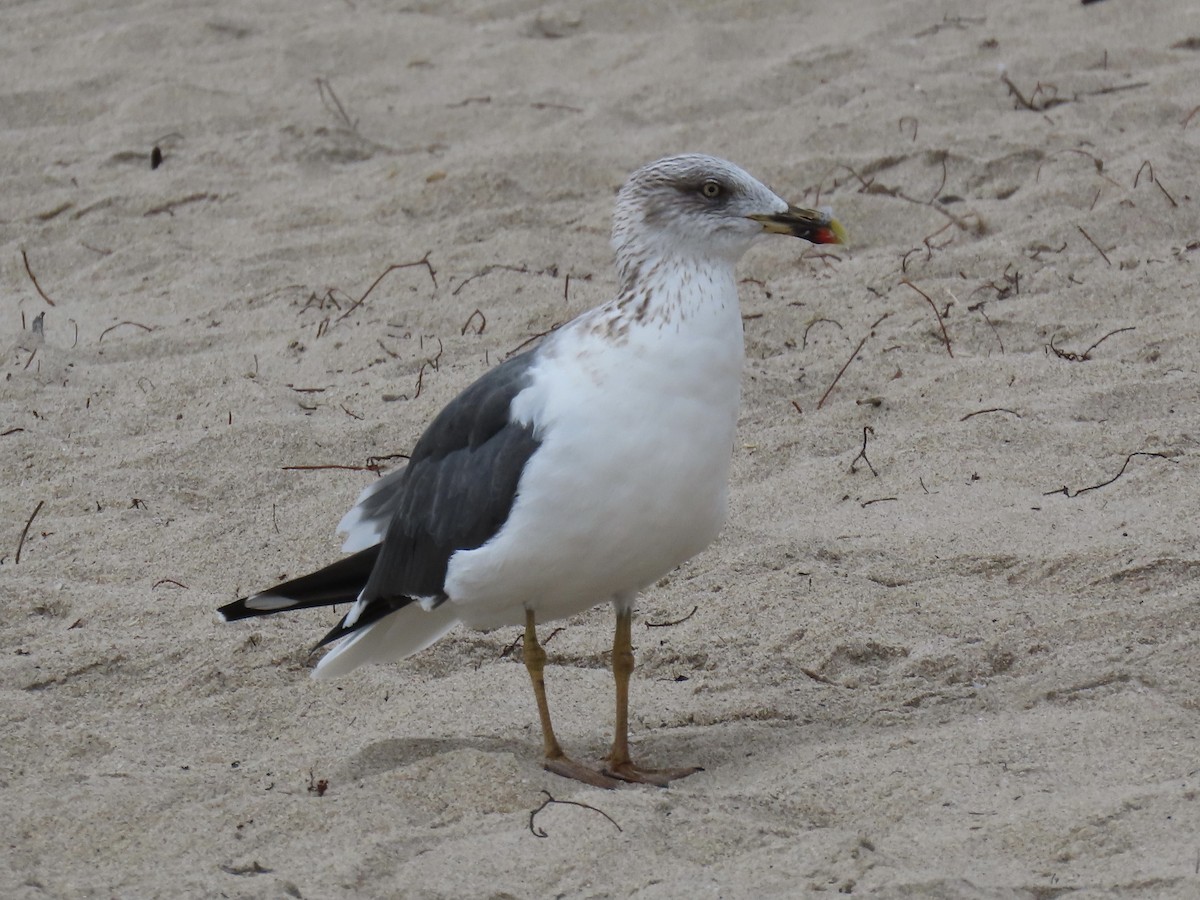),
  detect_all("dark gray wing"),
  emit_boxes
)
[220,349,542,642]
[358,350,542,602]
